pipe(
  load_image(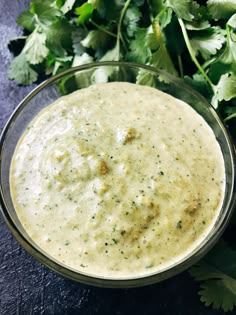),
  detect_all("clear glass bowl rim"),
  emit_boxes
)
[0,61,235,288]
